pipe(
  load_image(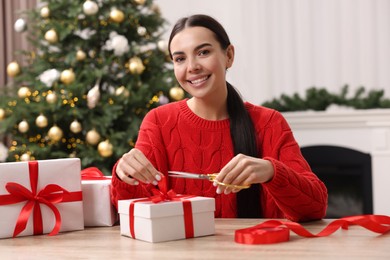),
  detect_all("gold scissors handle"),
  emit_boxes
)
[206,174,251,190]
[168,171,250,190]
